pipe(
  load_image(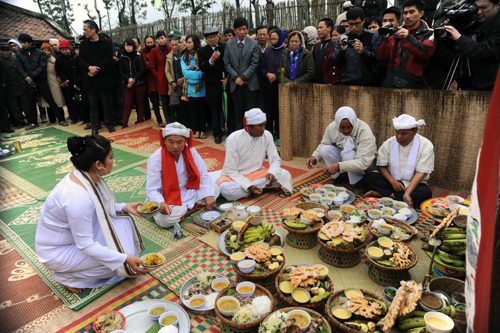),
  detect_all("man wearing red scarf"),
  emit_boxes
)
[145,122,219,228]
